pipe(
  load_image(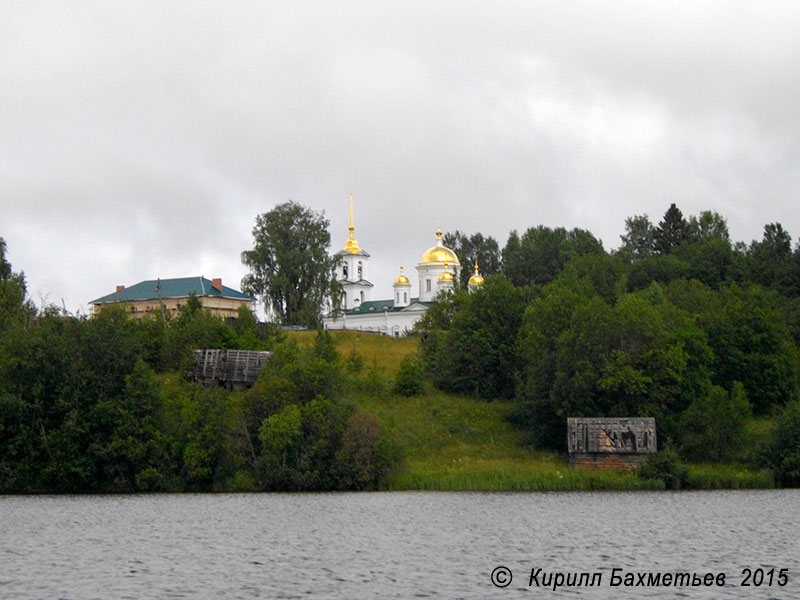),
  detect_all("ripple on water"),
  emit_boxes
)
[0,490,798,599]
